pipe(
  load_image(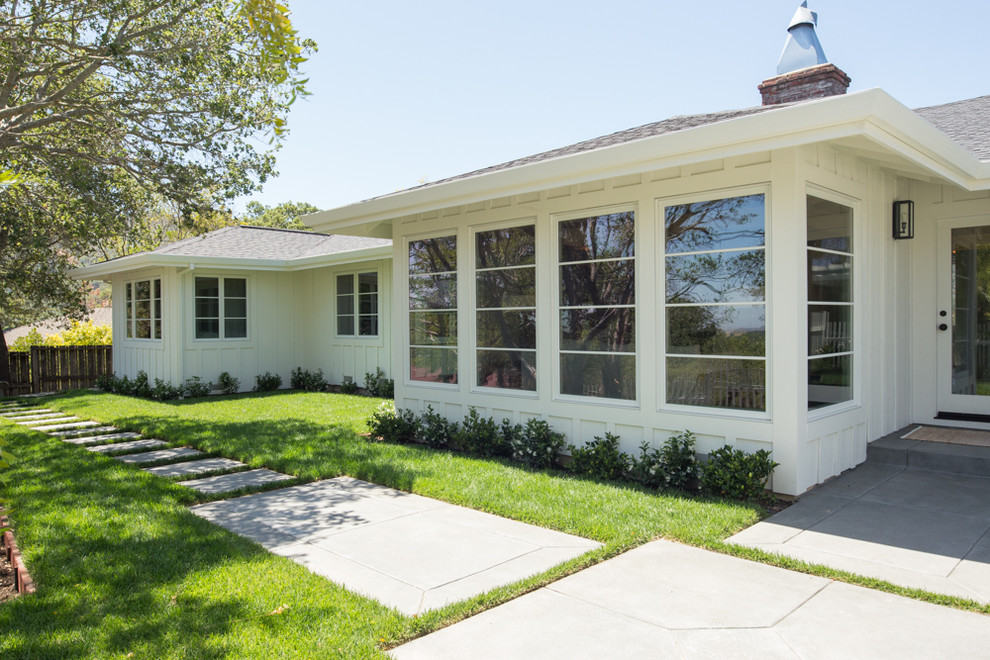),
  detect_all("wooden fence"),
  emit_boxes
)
[3,346,112,395]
